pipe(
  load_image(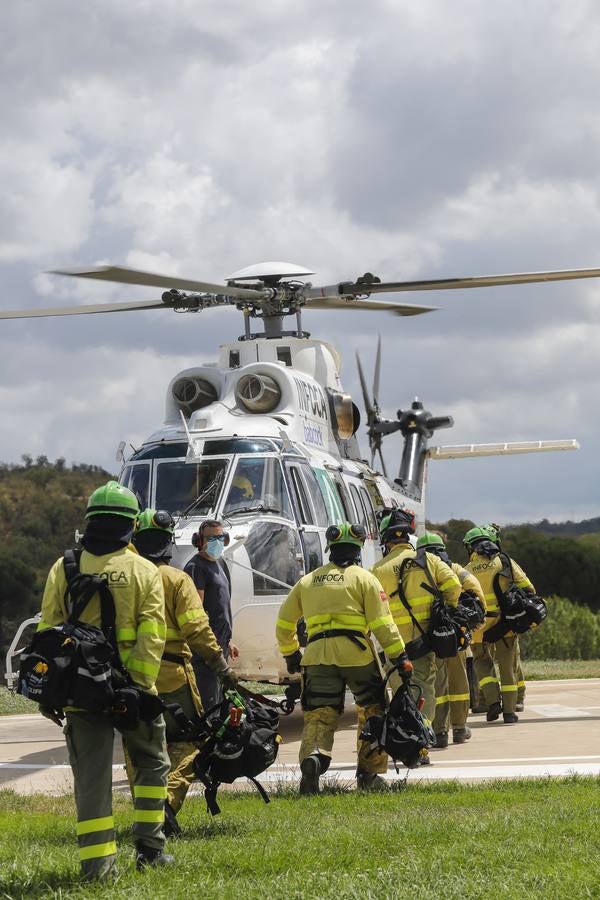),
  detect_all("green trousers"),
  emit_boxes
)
[301,662,387,775]
[473,636,518,714]
[65,711,170,880]
[411,650,437,725]
[433,653,470,733]
[516,638,526,704]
